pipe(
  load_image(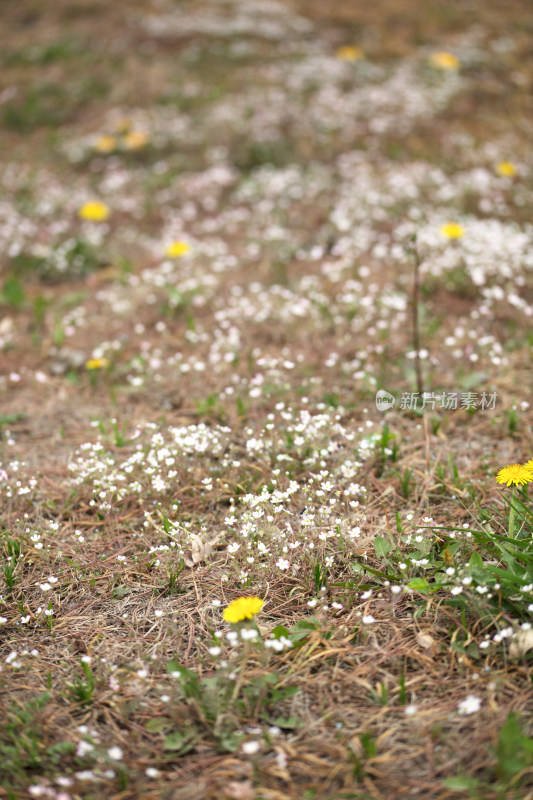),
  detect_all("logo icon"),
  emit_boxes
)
[375,390,395,412]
